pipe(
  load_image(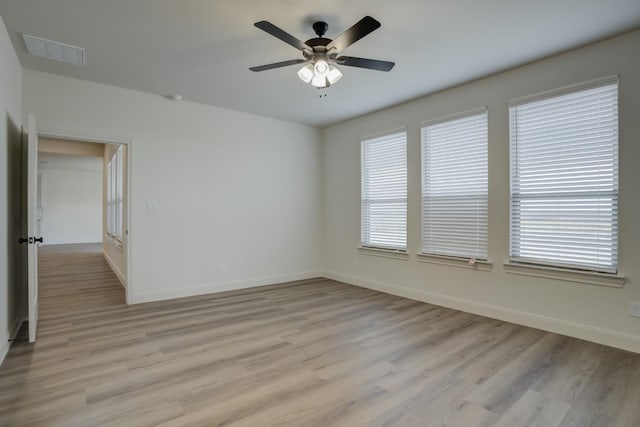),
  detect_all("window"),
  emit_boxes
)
[509,78,618,273]
[107,145,124,242]
[361,129,407,250]
[421,109,488,259]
